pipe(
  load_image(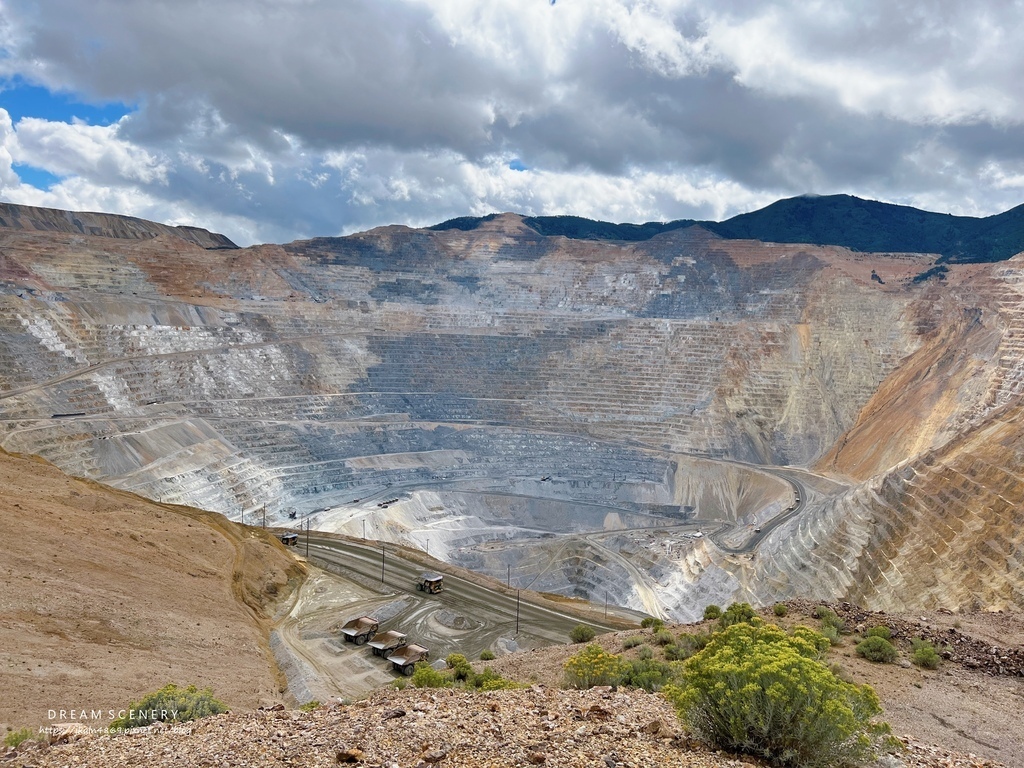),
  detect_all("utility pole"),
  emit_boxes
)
[604,590,608,619]
[305,519,309,558]
[381,543,385,584]
[507,564,510,588]
[362,519,366,540]
[516,589,520,635]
